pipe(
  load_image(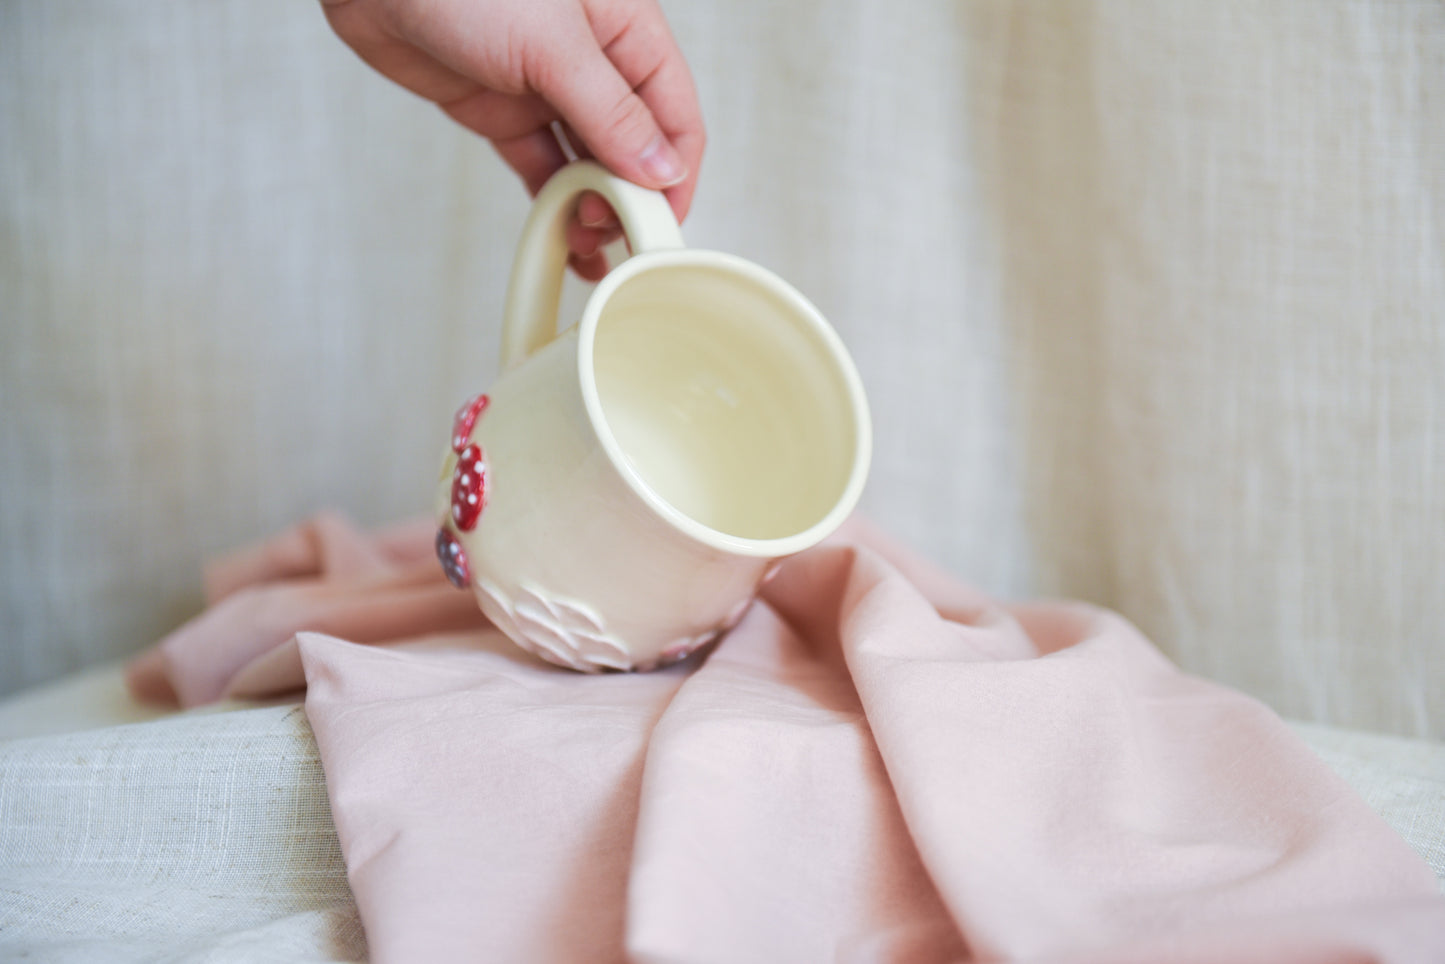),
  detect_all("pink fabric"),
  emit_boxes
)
[129,514,1445,962]
[126,512,487,707]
